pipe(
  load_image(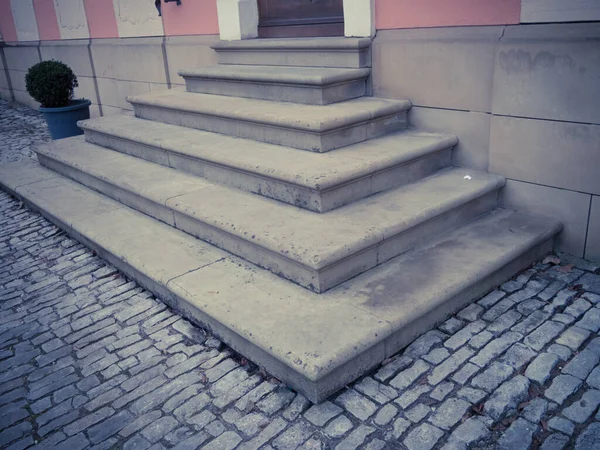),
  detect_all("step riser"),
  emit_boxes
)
[216,49,370,69]
[184,77,367,105]
[130,102,408,153]
[83,128,453,213]
[37,152,501,293]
